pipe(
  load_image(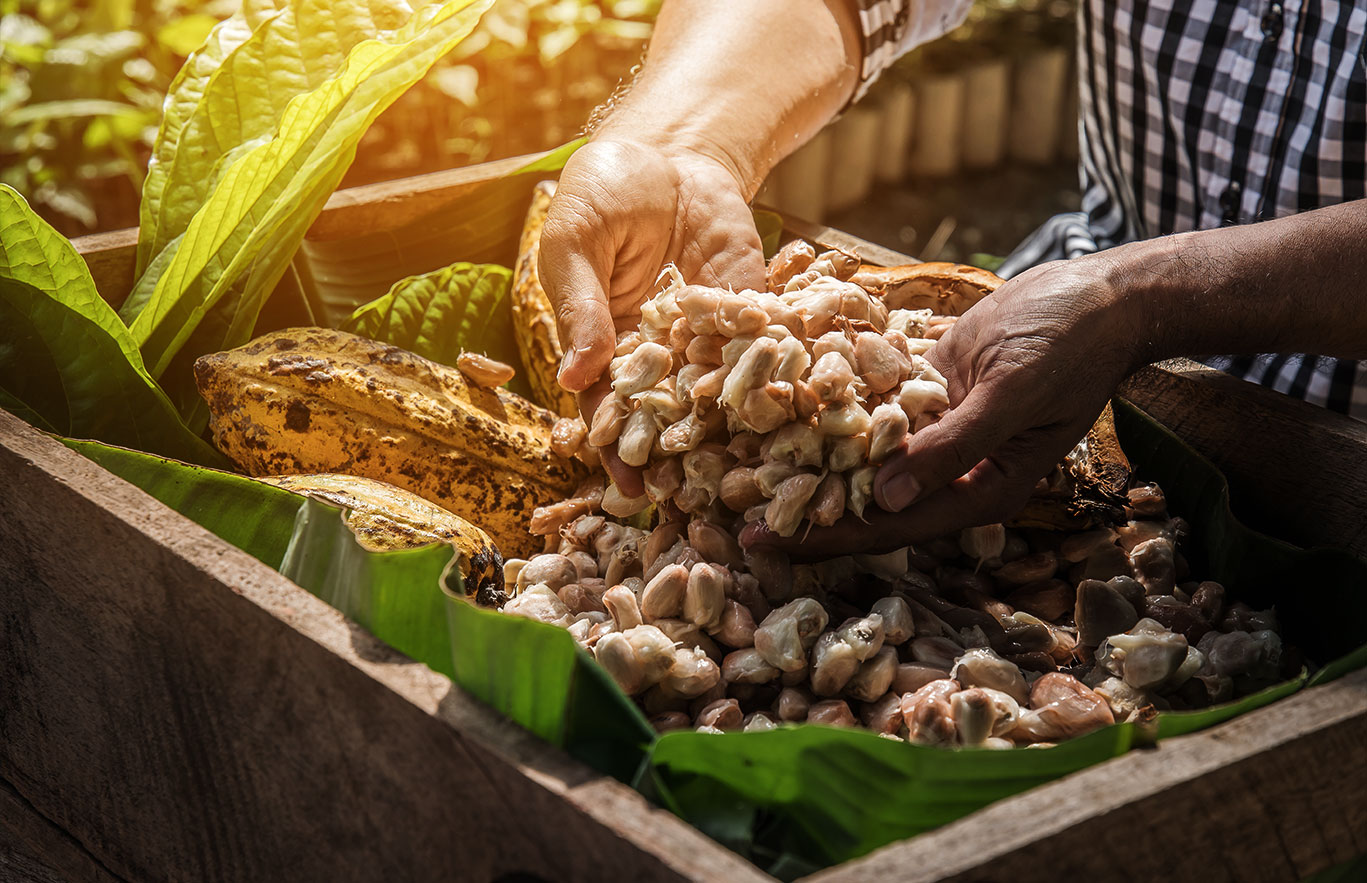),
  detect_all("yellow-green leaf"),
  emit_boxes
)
[0,186,226,466]
[126,0,496,430]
